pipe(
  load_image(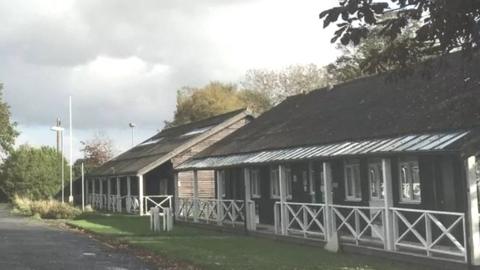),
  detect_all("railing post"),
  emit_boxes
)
[193,170,199,222]
[382,158,394,251]
[425,213,432,257]
[323,162,334,242]
[138,174,144,216]
[466,156,480,265]
[216,170,224,225]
